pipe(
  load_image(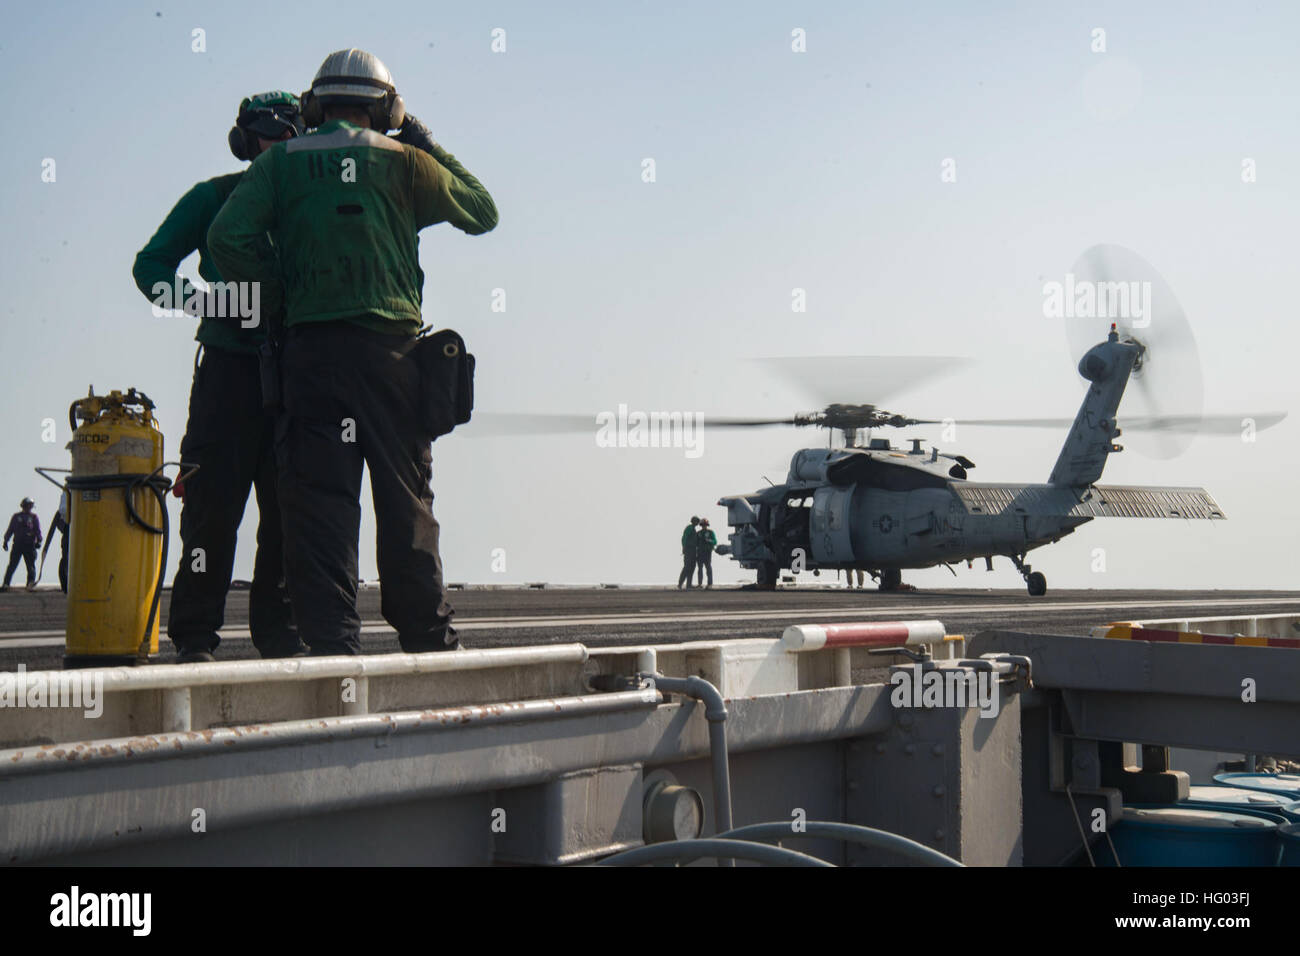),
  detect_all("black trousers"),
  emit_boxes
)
[678,552,697,588]
[168,347,300,657]
[696,551,713,587]
[276,322,454,655]
[3,544,36,587]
